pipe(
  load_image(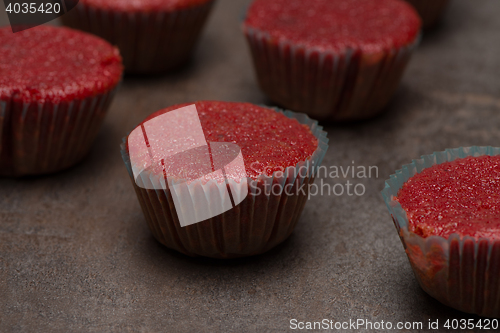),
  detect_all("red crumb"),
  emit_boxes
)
[397,155,500,239]
[0,26,123,103]
[133,101,319,180]
[244,0,421,53]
